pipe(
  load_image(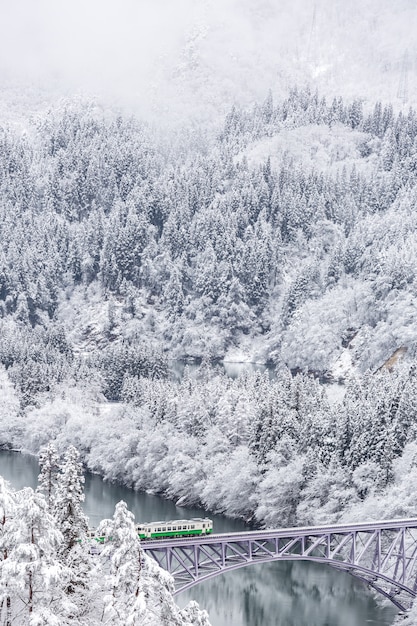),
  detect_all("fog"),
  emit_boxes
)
[1,0,417,124]
[0,1,190,91]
